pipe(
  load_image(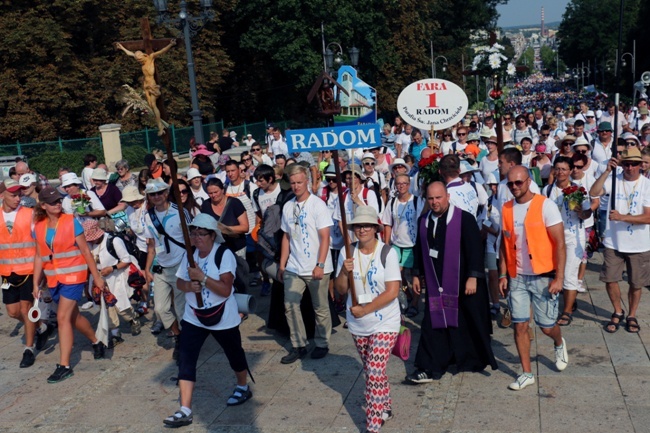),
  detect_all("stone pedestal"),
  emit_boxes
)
[99,123,123,170]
